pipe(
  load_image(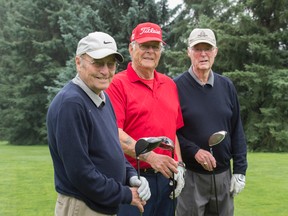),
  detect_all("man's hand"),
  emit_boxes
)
[195,149,216,171]
[169,165,186,199]
[130,187,146,213]
[144,152,178,178]
[129,176,151,201]
[230,174,246,197]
